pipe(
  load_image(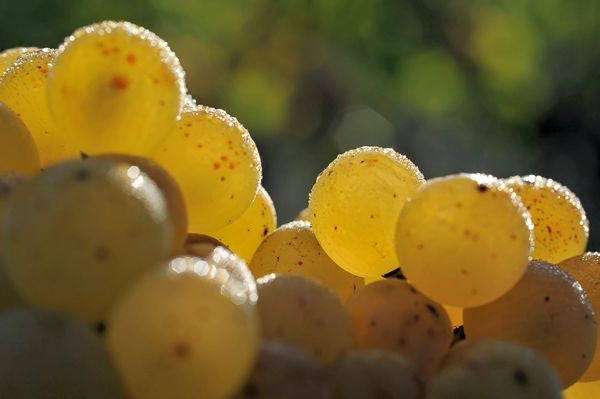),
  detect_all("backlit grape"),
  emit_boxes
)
[0,101,39,175]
